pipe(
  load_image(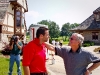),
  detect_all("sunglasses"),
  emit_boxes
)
[70,38,74,40]
[70,38,77,40]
